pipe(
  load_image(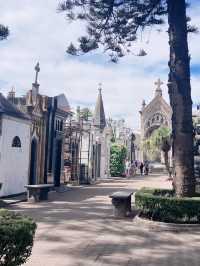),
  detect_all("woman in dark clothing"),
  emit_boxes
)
[140,162,144,175]
[144,162,149,175]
